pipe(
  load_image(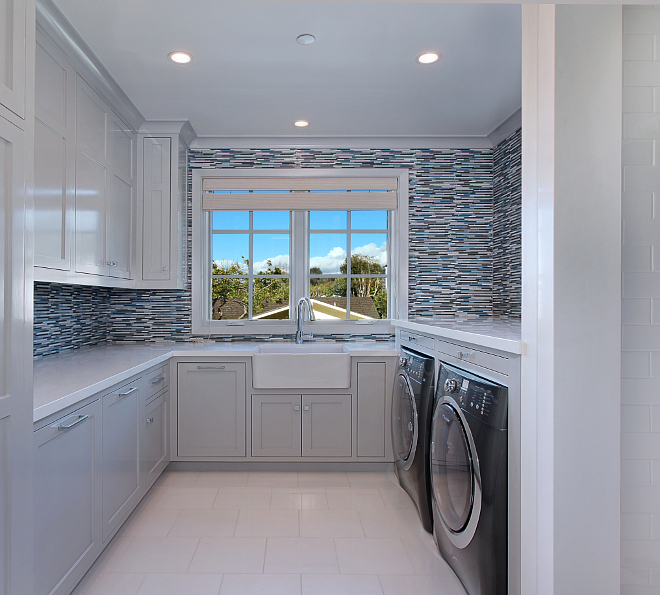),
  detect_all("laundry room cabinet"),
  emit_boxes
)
[250,393,351,457]
[101,379,141,542]
[176,362,247,457]
[34,399,103,595]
